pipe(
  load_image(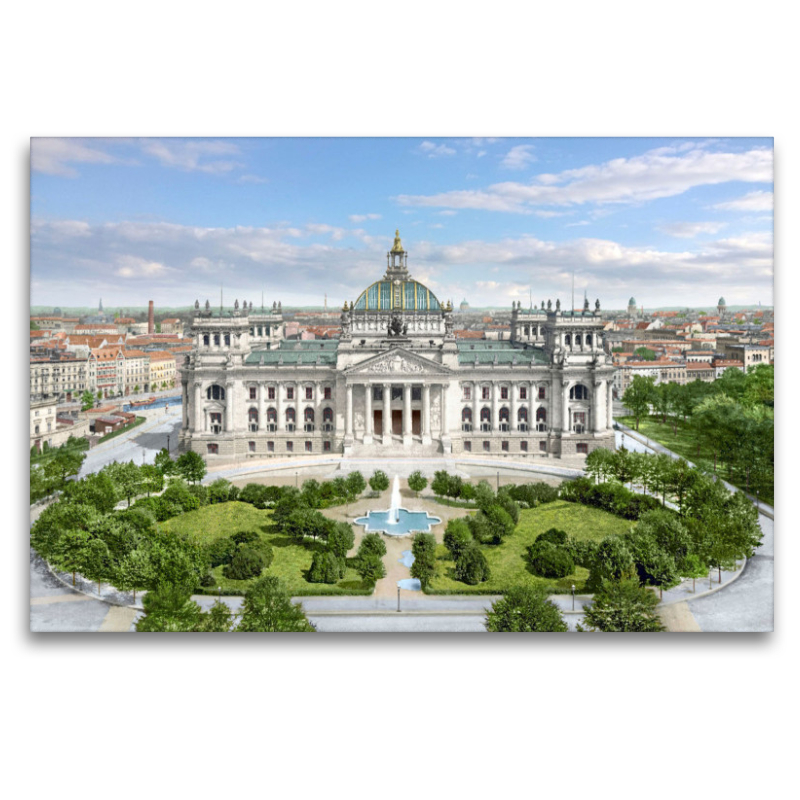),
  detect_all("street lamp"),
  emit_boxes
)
[295,471,298,488]
[571,584,576,611]
[218,586,222,604]
[397,586,401,613]
[167,434,170,452]
[756,488,760,514]
[496,470,500,492]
